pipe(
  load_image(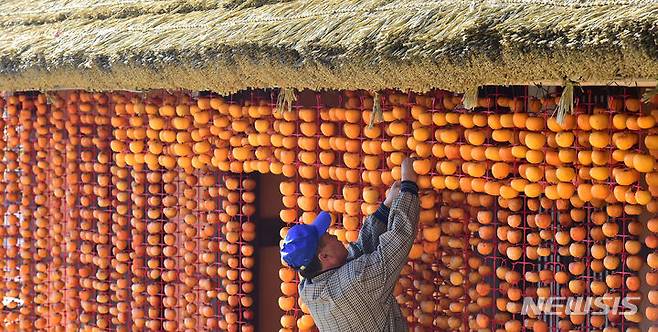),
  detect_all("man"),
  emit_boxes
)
[280,158,420,331]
